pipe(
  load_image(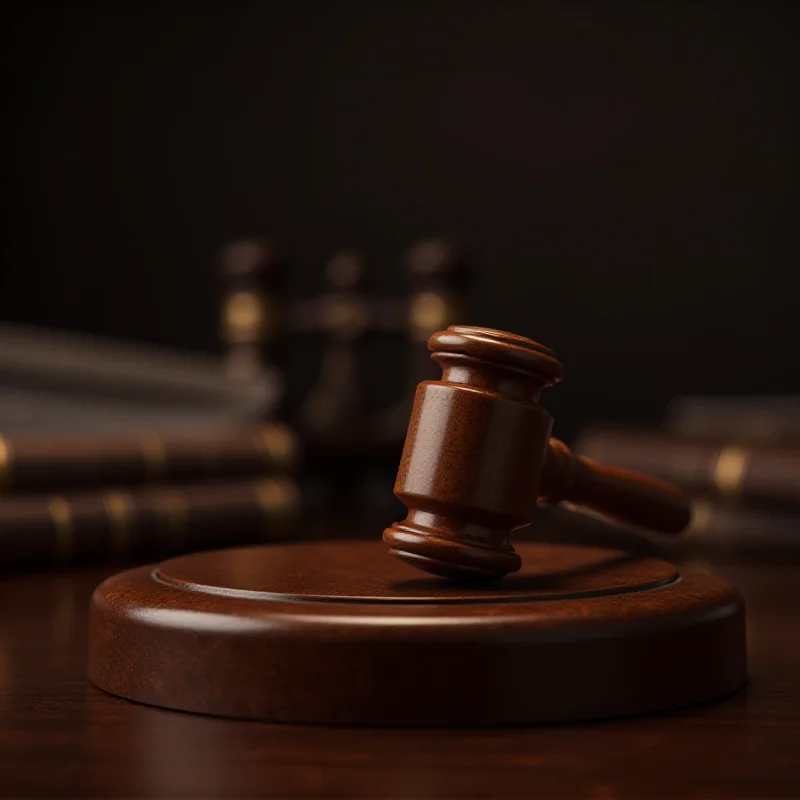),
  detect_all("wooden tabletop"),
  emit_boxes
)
[1,534,799,798]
